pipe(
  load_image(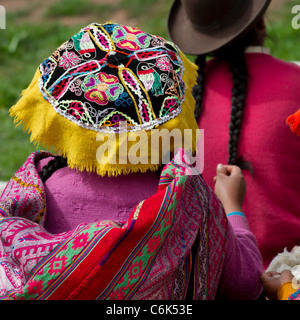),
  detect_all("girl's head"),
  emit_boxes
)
[10,22,199,177]
[167,0,271,55]
[168,0,271,170]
